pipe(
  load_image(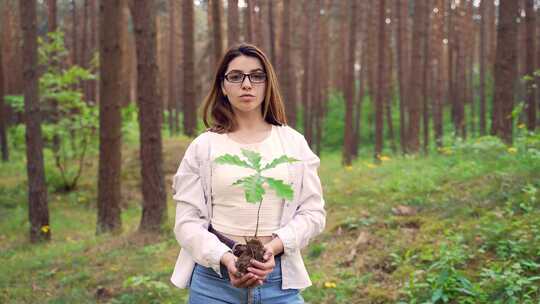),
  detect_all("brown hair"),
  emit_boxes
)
[201,43,287,133]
